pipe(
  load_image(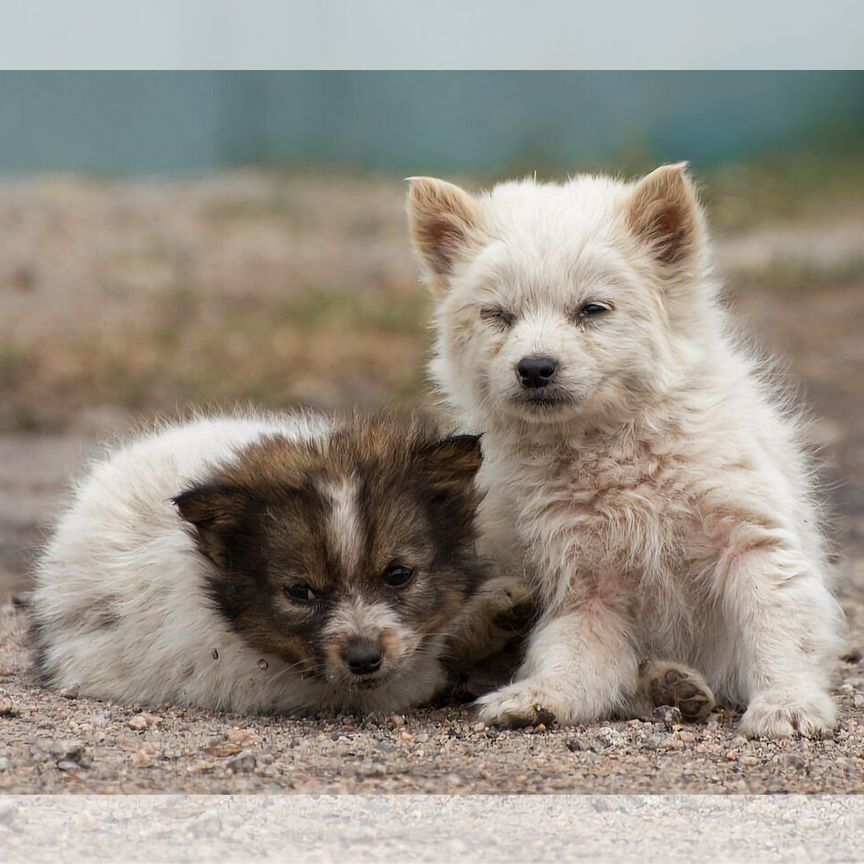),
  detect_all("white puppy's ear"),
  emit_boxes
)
[406,177,485,290]
[625,163,704,270]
